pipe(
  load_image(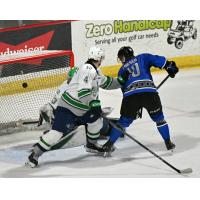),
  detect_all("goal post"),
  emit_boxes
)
[0,50,74,133]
